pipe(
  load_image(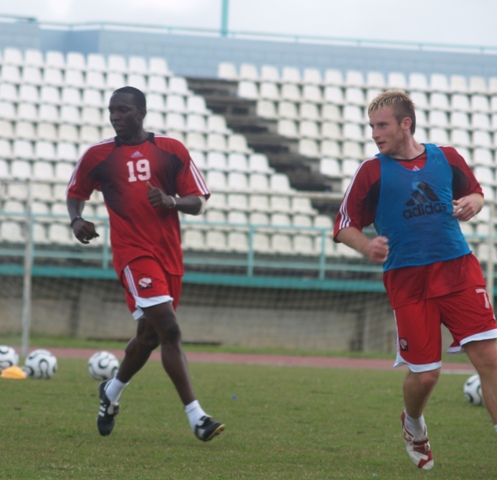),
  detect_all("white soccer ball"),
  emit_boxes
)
[24,349,58,379]
[0,345,19,371]
[88,351,119,381]
[464,374,484,406]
